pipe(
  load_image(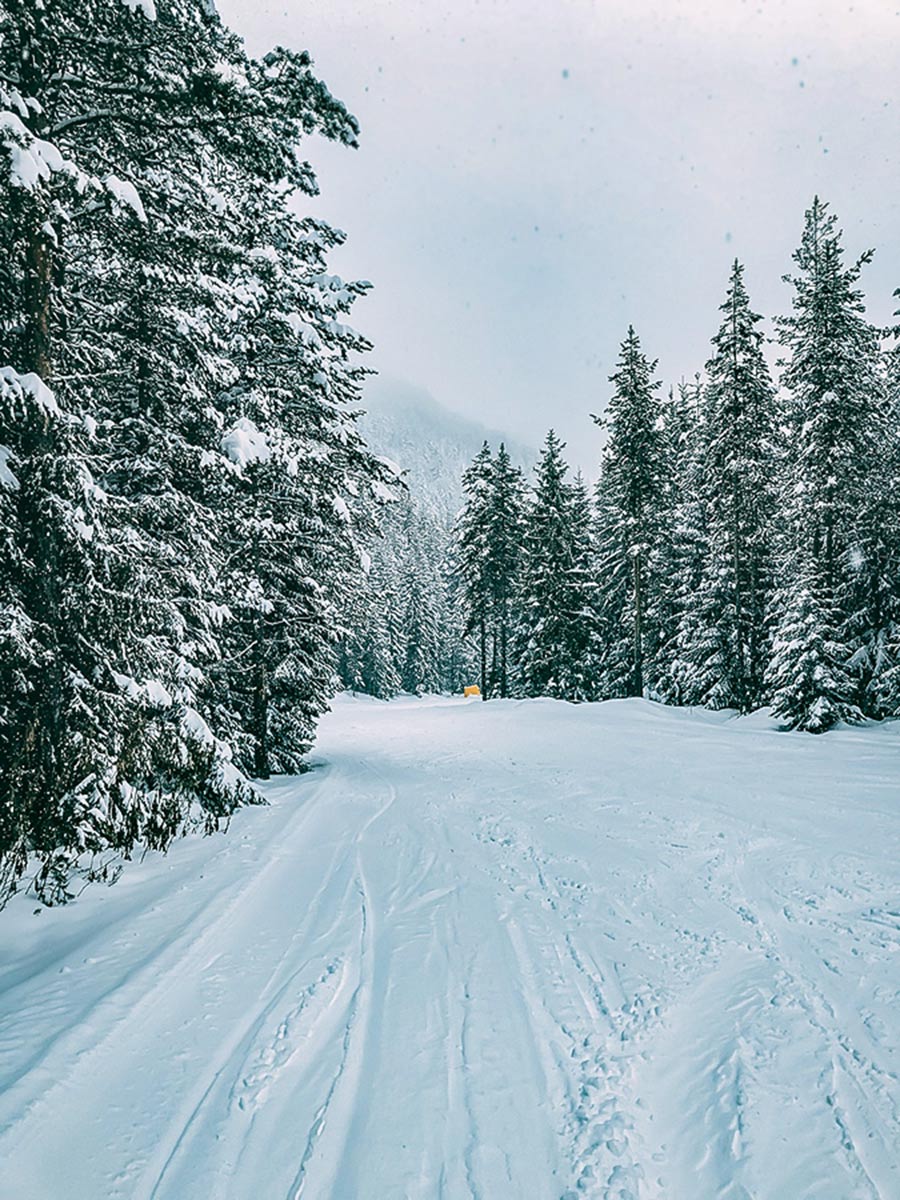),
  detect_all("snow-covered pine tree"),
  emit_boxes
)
[337,494,464,700]
[593,327,665,698]
[337,550,403,700]
[516,432,599,700]
[455,442,494,697]
[484,443,527,698]
[653,379,709,704]
[679,261,779,711]
[212,197,395,776]
[391,502,440,695]
[844,291,900,716]
[399,563,442,696]
[0,0,390,899]
[567,471,603,699]
[0,3,254,903]
[425,507,475,695]
[768,198,882,730]
[877,312,900,711]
